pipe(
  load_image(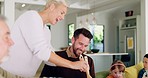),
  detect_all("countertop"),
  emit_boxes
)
[85,52,128,56]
